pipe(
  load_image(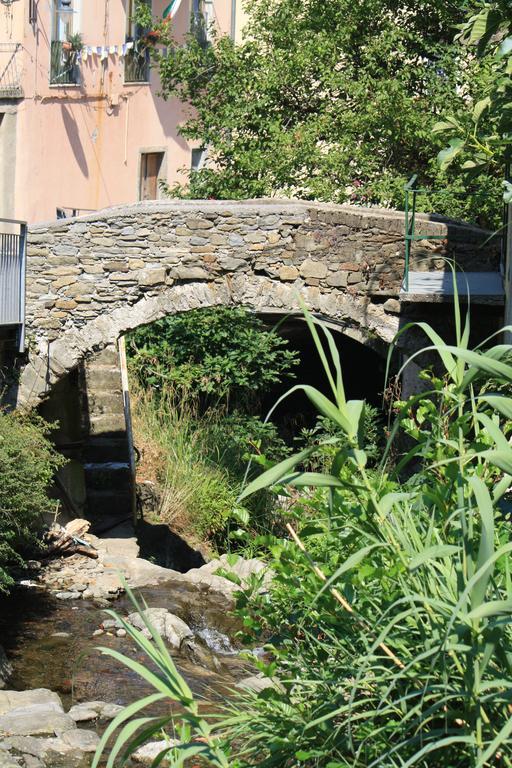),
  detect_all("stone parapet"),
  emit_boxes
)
[19,199,499,406]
